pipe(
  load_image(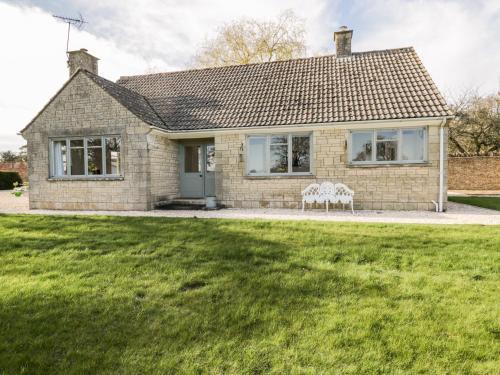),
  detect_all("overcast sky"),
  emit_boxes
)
[1,0,499,151]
